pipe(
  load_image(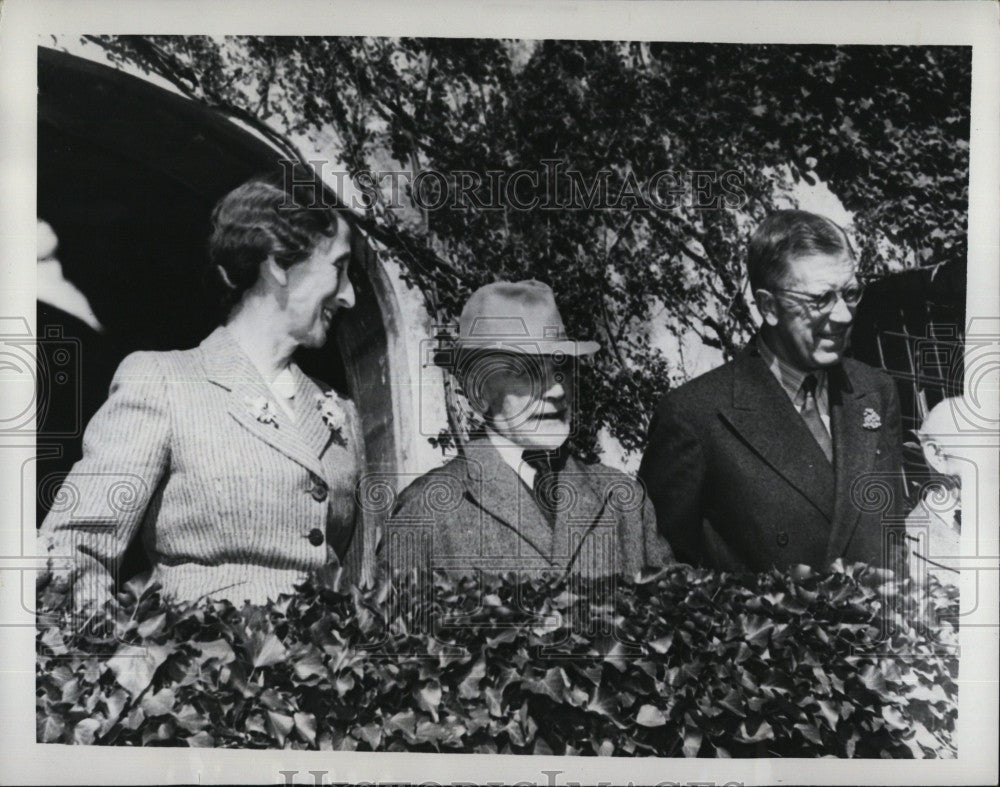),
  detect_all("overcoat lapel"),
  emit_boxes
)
[825,366,879,563]
[201,327,327,481]
[719,346,834,519]
[552,457,610,568]
[461,439,554,562]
